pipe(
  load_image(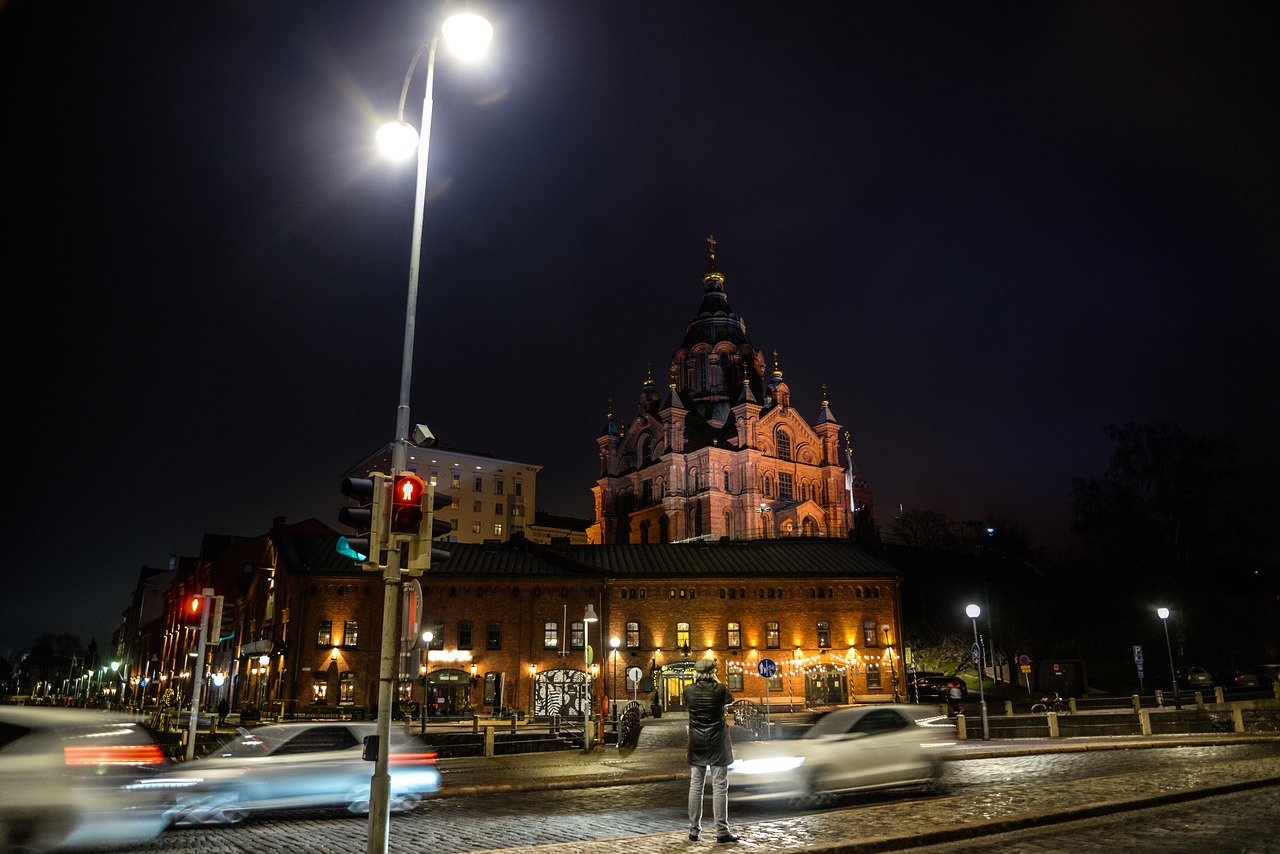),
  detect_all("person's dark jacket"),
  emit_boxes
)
[684,677,735,766]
